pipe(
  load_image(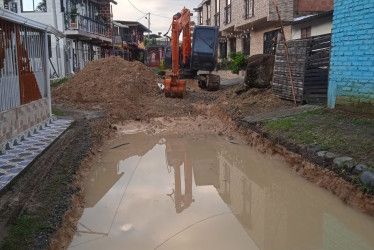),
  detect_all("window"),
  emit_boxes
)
[244,0,254,19]
[199,11,203,25]
[242,34,250,55]
[206,4,211,25]
[230,38,236,53]
[220,41,227,59]
[214,0,220,26]
[193,28,215,54]
[301,26,312,38]
[22,0,46,12]
[224,0,231,24]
